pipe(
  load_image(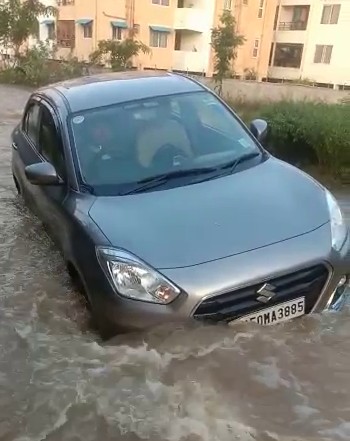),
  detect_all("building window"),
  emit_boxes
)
[57,20,75,48]
[268,42,274,66]
[152,0,170,5]
[258,0,264,18]
[314,45,333,63]
[47,23,55,40]
[112,26,123,40]
[321,4,341,24]
[273,43,303,68]
[150,30,168,48]
[224,0,232,9]
[83,22,93,38]
[252,39,260,58]
[273,5,279,30]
